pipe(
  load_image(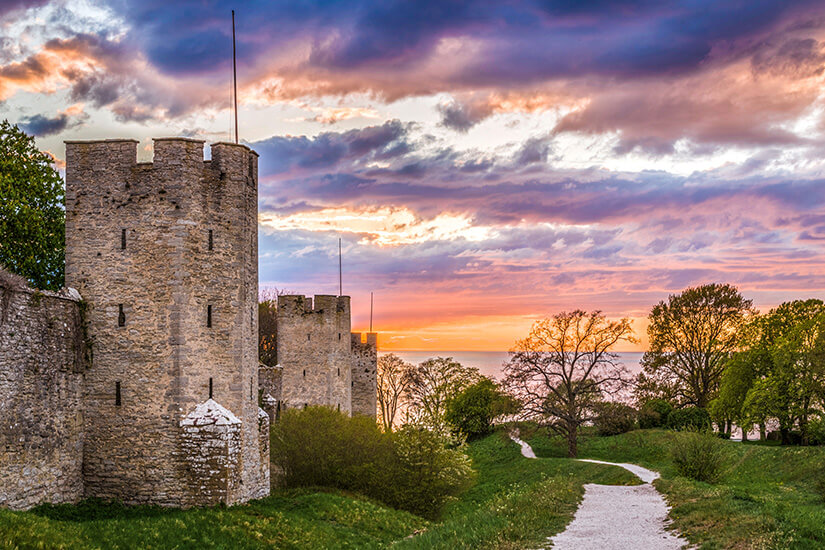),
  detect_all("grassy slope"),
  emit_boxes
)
[0,433,640,550]
[528,429,825,549]
[0,490,426,550]
[398,432,640,549]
